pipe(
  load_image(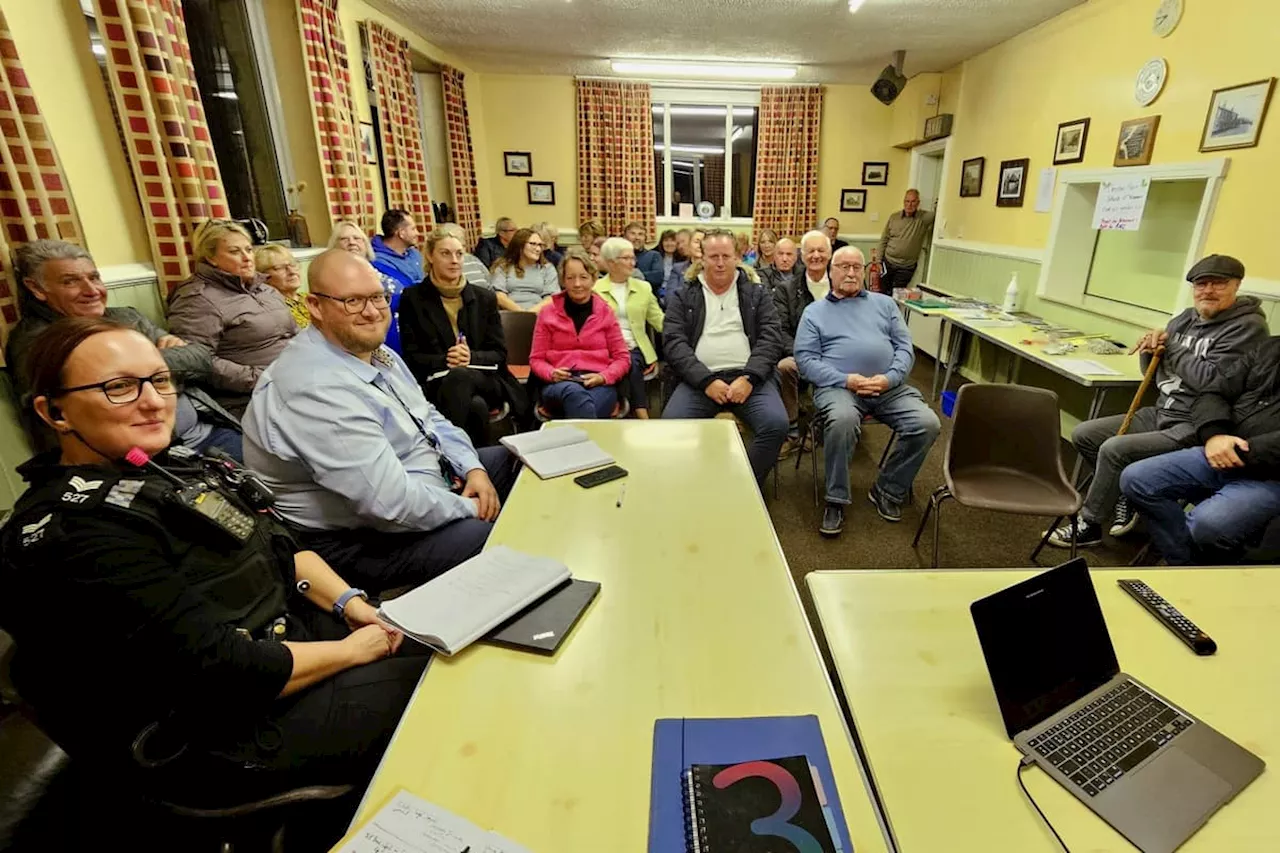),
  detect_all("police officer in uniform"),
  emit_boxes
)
[0,317,427,847]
